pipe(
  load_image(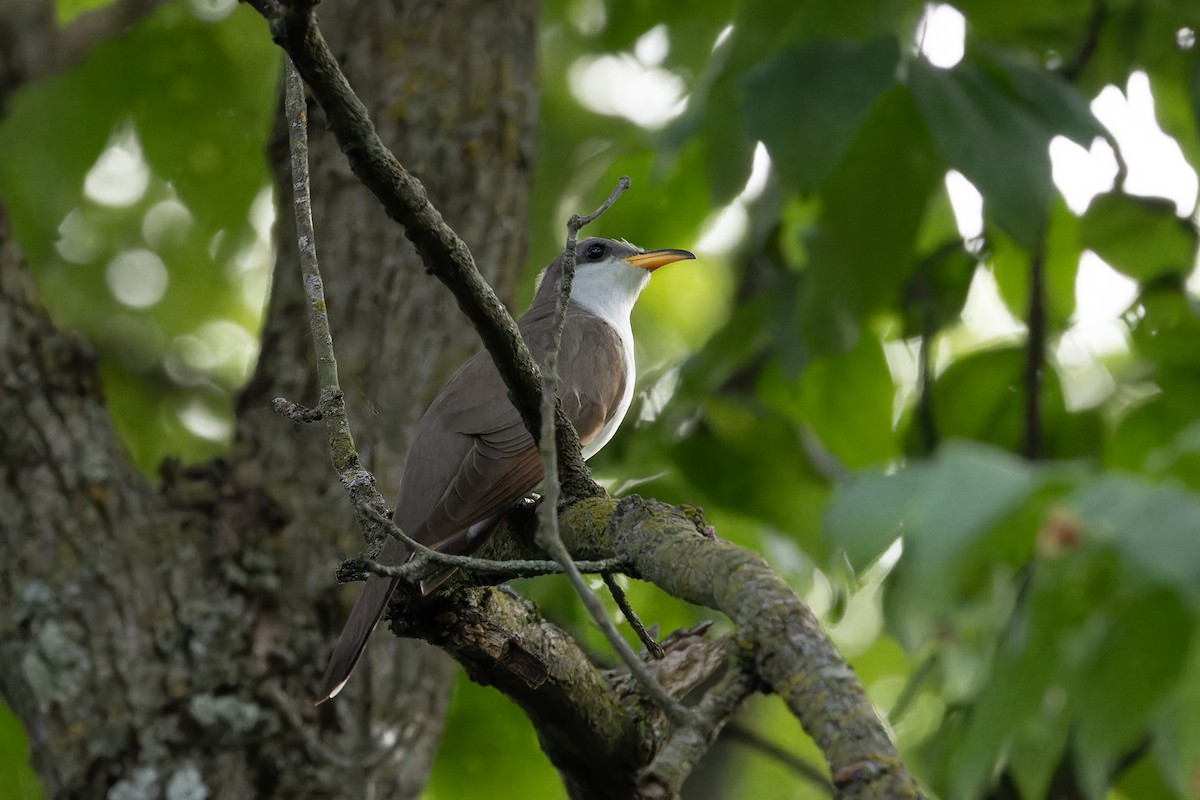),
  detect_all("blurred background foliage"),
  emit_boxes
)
[2,0,1199,797]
